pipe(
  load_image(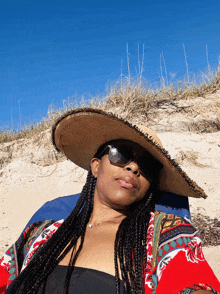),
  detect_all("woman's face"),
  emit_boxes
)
[91,140,153,210]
